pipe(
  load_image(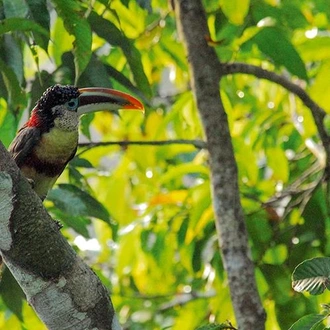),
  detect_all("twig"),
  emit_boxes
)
[220,62,330,169]
[78,139,207,149]
[158,290,216,312]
